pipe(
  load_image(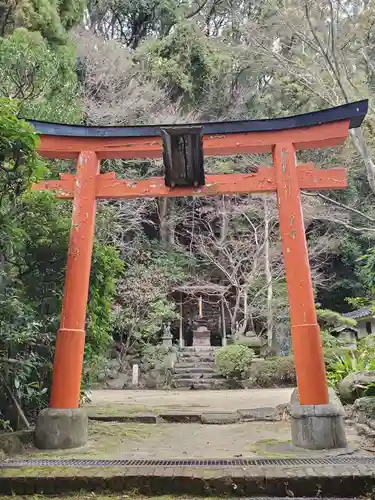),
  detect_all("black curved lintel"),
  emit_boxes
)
[29,100,368,138]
